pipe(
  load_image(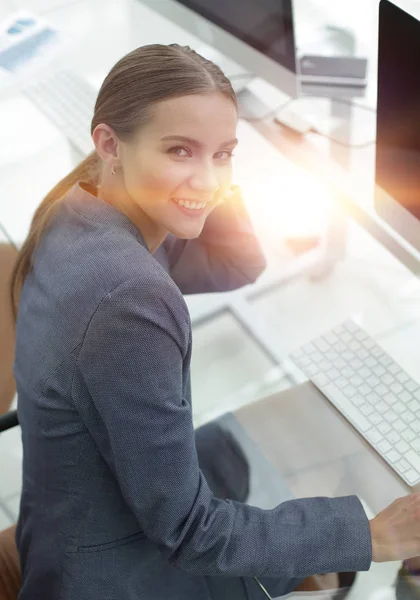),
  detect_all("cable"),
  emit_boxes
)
[0,222,19,251]
[239,97,296,123]
[309,127,376,149]
[254,577,274,599]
